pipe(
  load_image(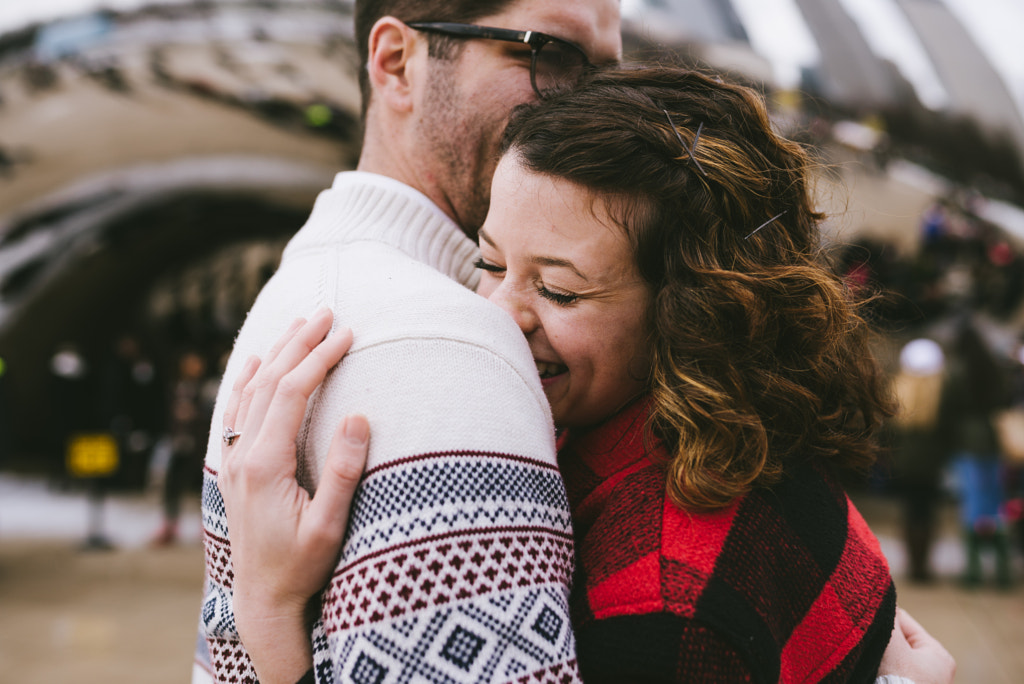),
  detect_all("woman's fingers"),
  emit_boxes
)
[239,308,334,444]
[306,415,370,548]
[264,315,308,367]
[222,354,261,455]
[254,325,354,458]
[231,315,306,447]
[895,607,927,647]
